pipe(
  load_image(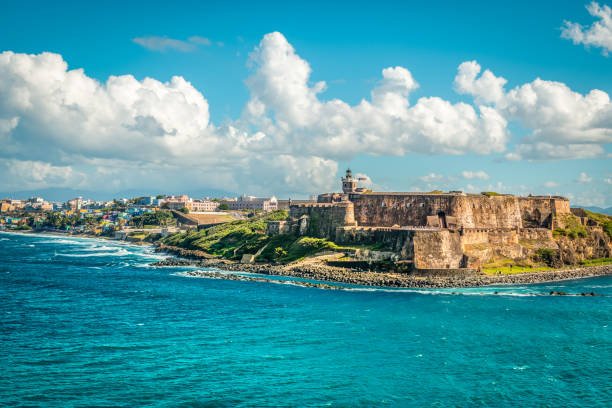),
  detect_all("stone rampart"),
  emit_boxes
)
[335,226,414,259]
[519,196,570,228]
[350,193,525,229]
[413,230,464,269]
[288,202,356,239]
[461,228,519,246]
